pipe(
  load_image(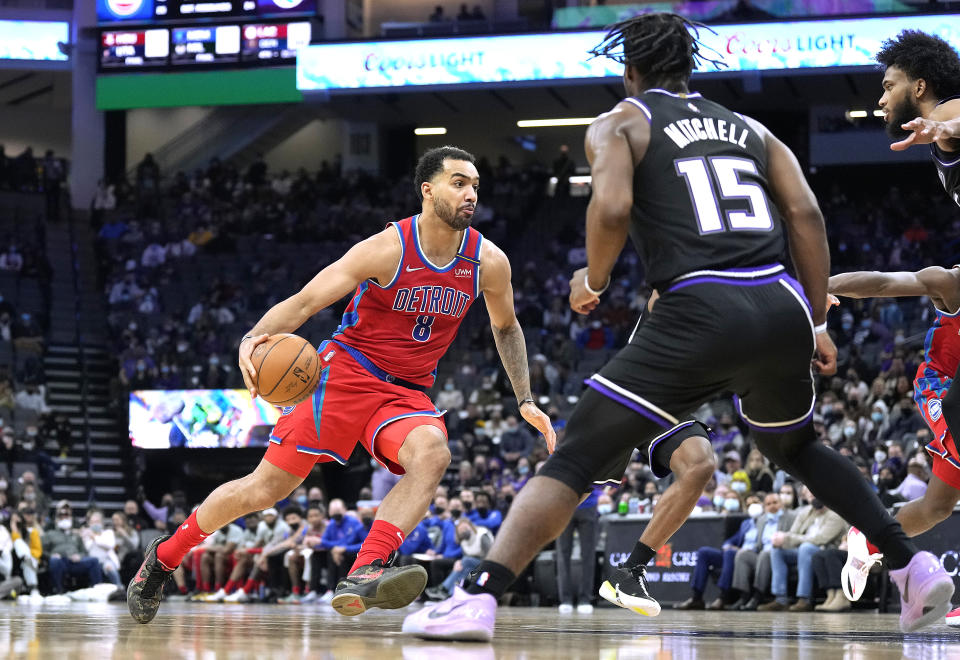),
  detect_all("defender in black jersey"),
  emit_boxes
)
[404,14,951,641]
[876,31,960,207]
